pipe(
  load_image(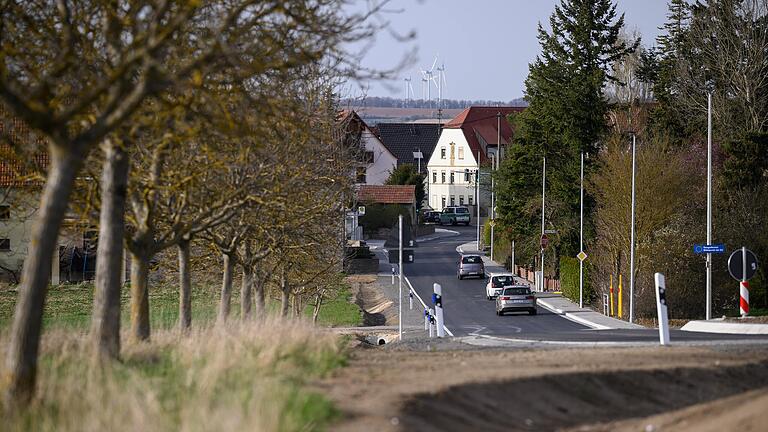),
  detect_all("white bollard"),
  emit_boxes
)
[428,308,435,337]
[424,308,429,331]
[654,273,670,346]
[409,289,413,310]
[433,283,445,338]
[391,266,395,285]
